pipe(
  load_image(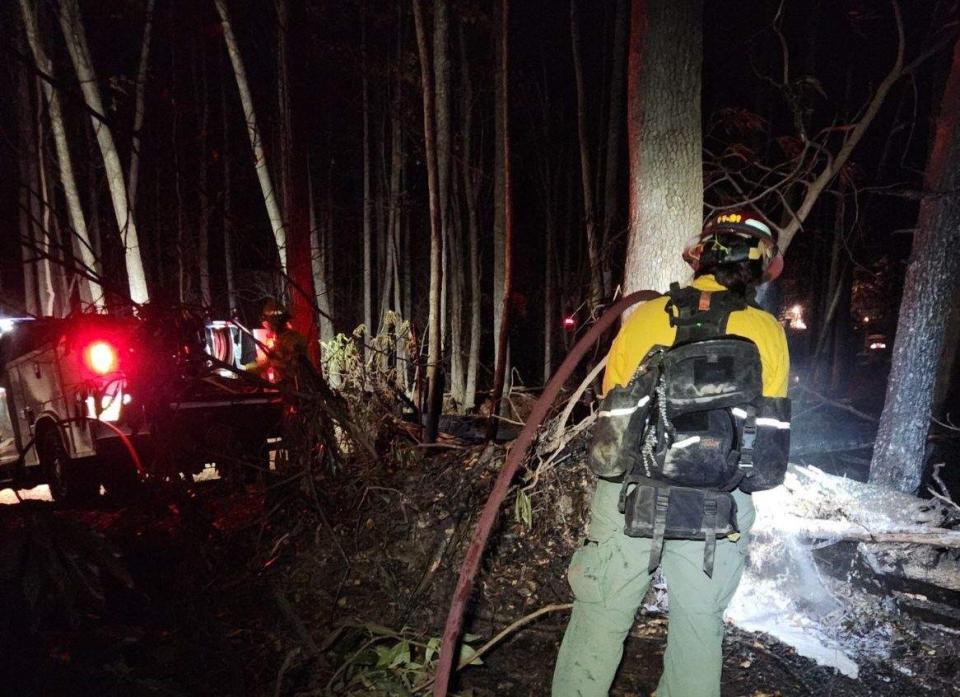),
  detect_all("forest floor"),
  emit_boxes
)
[0,435,958,697]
